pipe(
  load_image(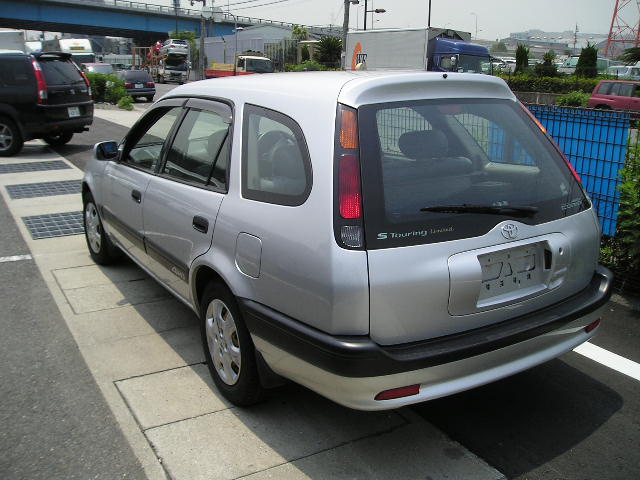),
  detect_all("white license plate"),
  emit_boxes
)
[135,83,143,88]
[477,245,541,301]
[67,106,80,118]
